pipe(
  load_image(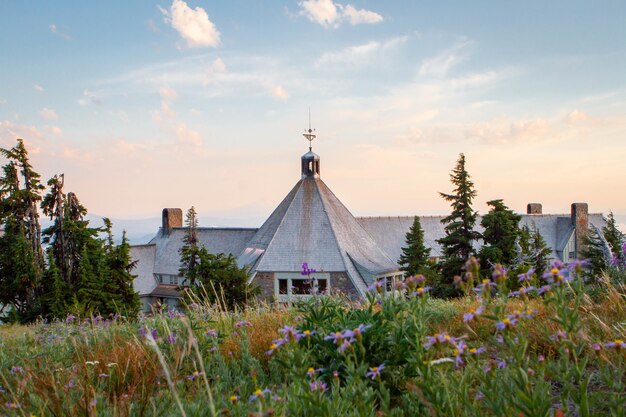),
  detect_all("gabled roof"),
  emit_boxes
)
[241,177,400,293]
